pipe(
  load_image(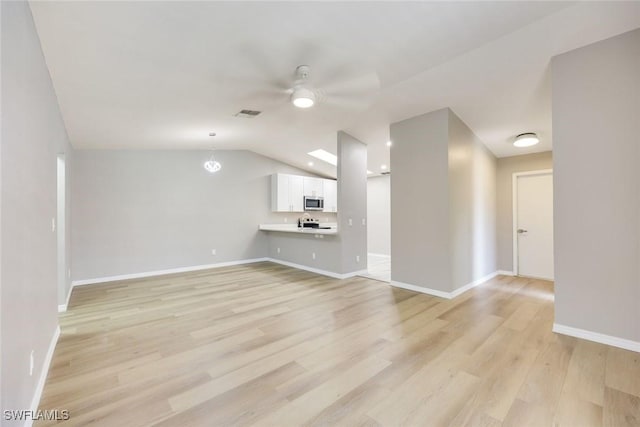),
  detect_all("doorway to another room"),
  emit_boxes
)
[362,174,391,282]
